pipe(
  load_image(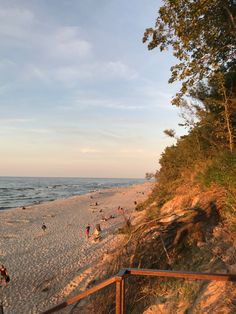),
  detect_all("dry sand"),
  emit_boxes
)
[0,182,153,314]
